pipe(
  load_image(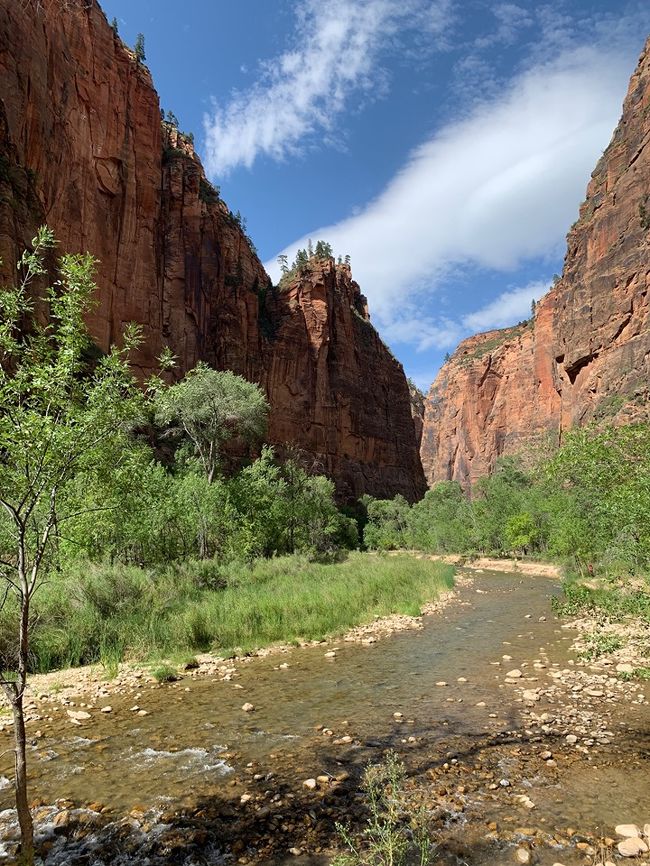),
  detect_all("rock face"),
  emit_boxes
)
[421,37,650,487]
[0,0,425,501]
[265,261,426,500]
